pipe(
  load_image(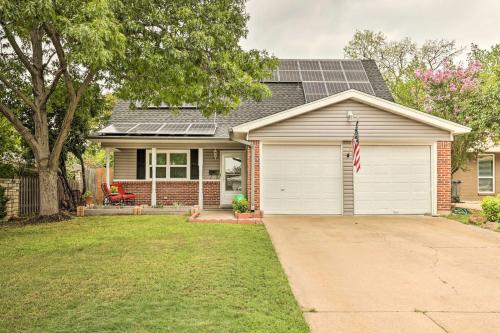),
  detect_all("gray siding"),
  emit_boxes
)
[203,149,221,179]
[342,141,354,215]
[248,100,450,141]
[113,146,244,180]
[114,149,137,179]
